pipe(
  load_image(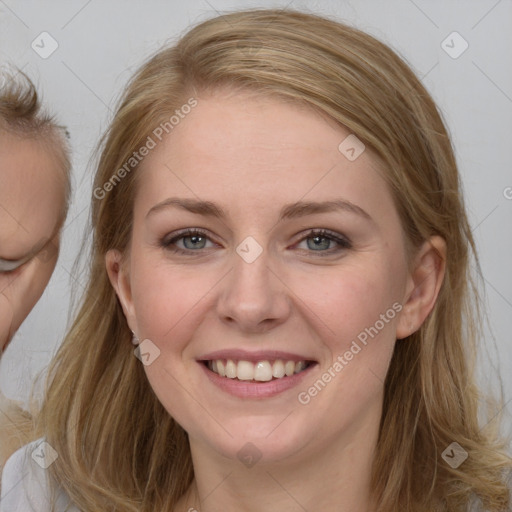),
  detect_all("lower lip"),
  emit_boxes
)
[199,362,317,399]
